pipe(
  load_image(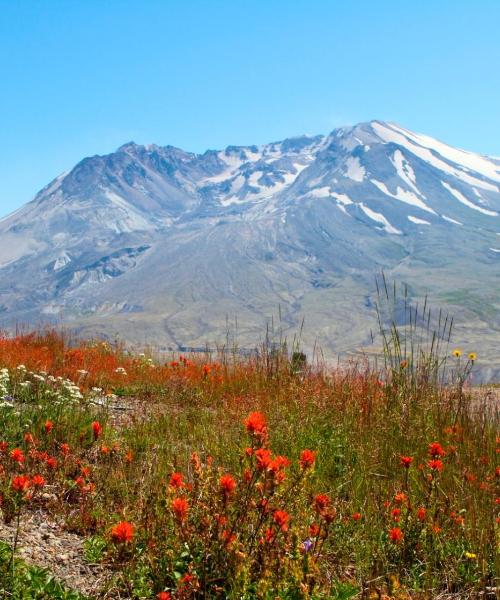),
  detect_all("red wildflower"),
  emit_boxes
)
[428,441,446,457]
[314,494,330,513]
[125,451,134,463]
[219,474,236,496]
[172,497,189,522]
[10,448,25,463]
[31,474,45,488]
[400,455,413,468]
[255,448,272,470]
[394,492,408,504]
[111,521,135,544]
[180,573,194,585]
[221,530,236,545]
[392,508,401,521]
[46,456,58,470]
[428,459,444,472]
[11,475,30,493]
[299,449,317,470]
[273,509,290,531]
[60,443,70,456]
[44,420,53,434]
[269,455,290,474]
[75,476,85,488]
[24,433,35,445]
[169,472,184,489]
[91,421,102,440]
[352,512,362,521]
[0,441,8,453]
[244,411,267,437]
[310,522,320,536]
[417,507,426,522]
[389,527,404,543]
[157,593,171,600]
